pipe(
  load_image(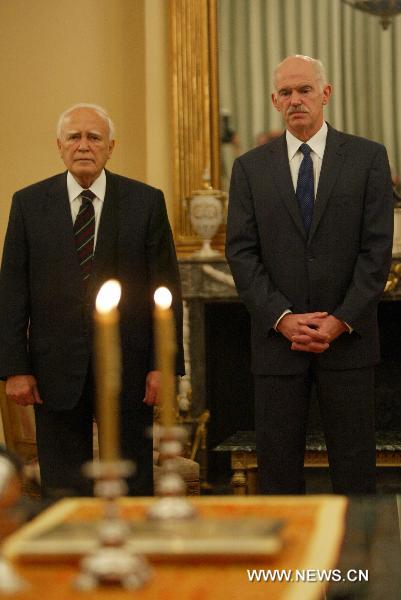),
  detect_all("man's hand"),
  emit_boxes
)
[289,314,348,353]
[6,375,43,406]
[143,370,161,406]
[277,312,329,353]
[277,312,328,340]
[297,314,348,344]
